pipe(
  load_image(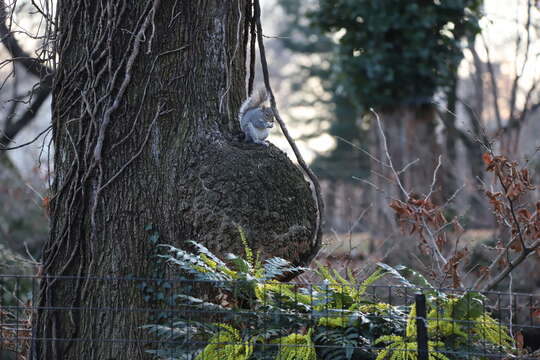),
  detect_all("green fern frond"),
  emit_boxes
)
[255,282,312,308]
[316,264,340,286]
[358,303,393,314]
[263,257,306,281]
[173,294,229,312]
[426,305,467,340]
[159,245,232,283]
[314,265,357,308]
[314,264,387,309]
[374,335,404,345]
[195,323,253,360]
[188,241,226,267]
[238,227,254,266]
[357,268,387,297]
[332,268,353,287]
[273,329,317,360]
[226,253,253,274]
[317,316,349,328]
[199,253,218,270]
[406,304,416,337]
[374,335,449,360]
[376,263,443,299]
[474,313,513,348]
